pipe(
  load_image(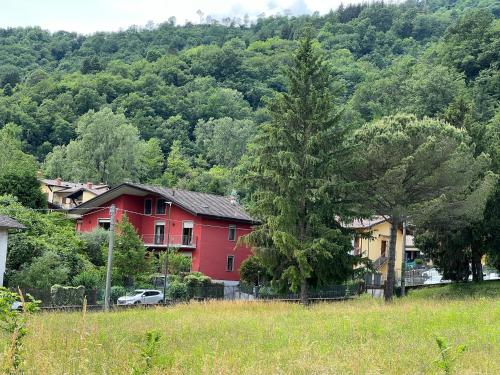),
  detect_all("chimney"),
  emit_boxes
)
[86,181,93,189]
[56,177,62,186]
[228,190,238,205]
